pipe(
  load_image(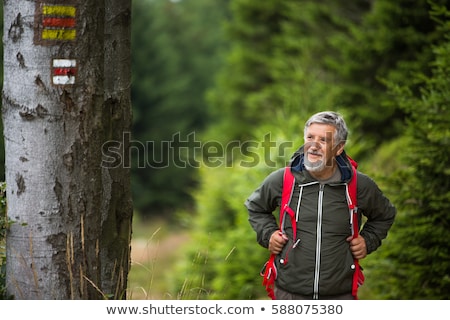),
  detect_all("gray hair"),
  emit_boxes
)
[304,111,348,147]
